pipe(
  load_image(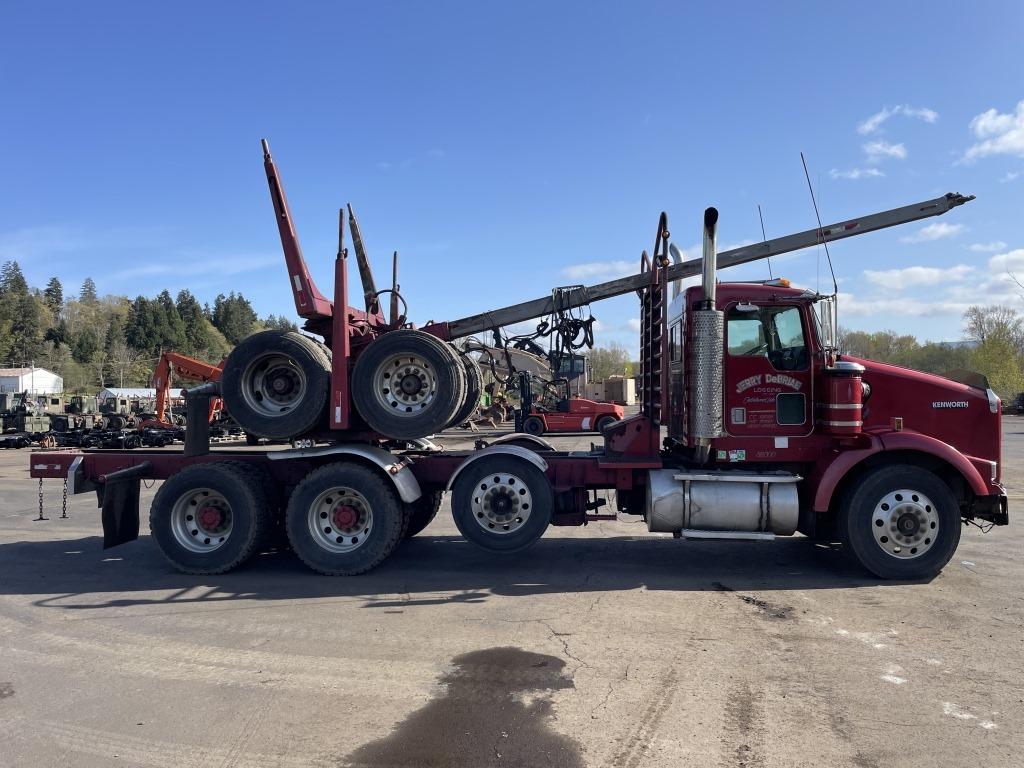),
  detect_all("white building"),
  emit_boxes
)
[0,367,63,395]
